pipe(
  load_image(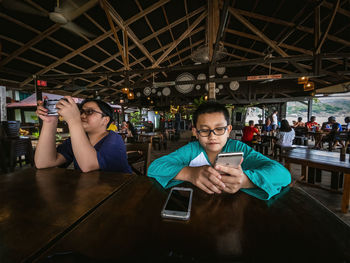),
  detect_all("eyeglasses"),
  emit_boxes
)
[196,126,228,137]
[80,108,106,117]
